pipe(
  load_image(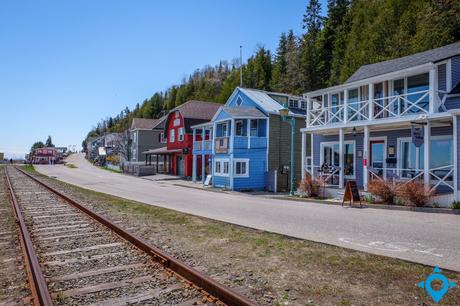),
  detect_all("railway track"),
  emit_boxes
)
[5,166,256,306]
[0,166,32,305]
